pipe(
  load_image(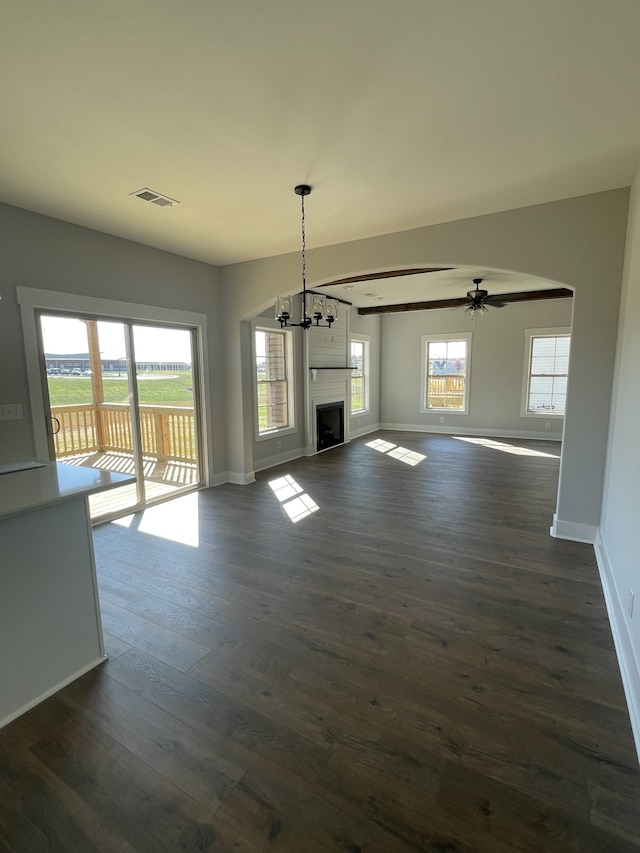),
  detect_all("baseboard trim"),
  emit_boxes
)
[216,471,256,486]
[380,423,562,441]
[348,422,382,440]
[549,513,597,544]
[0,655,107,730]
[210,471,231,486]
[594,531,640,766]
[254,448,304,474]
